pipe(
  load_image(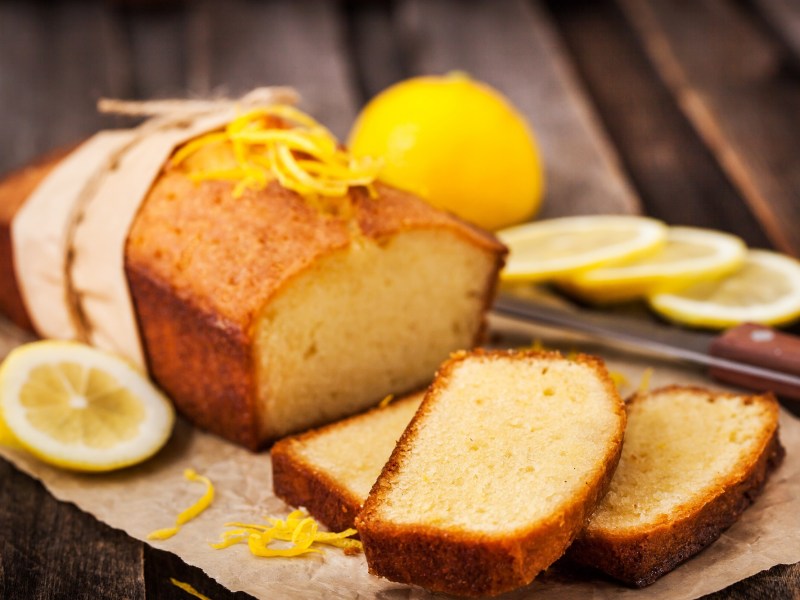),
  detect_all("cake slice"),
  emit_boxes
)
[355,349,626,597]
[568,386,785,587]
[271,391,425,532]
